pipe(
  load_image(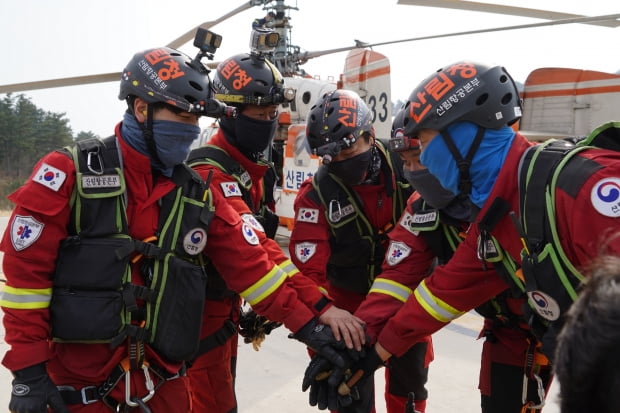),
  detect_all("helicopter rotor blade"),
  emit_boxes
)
[0,73,122,94]
[302,13,620,61]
